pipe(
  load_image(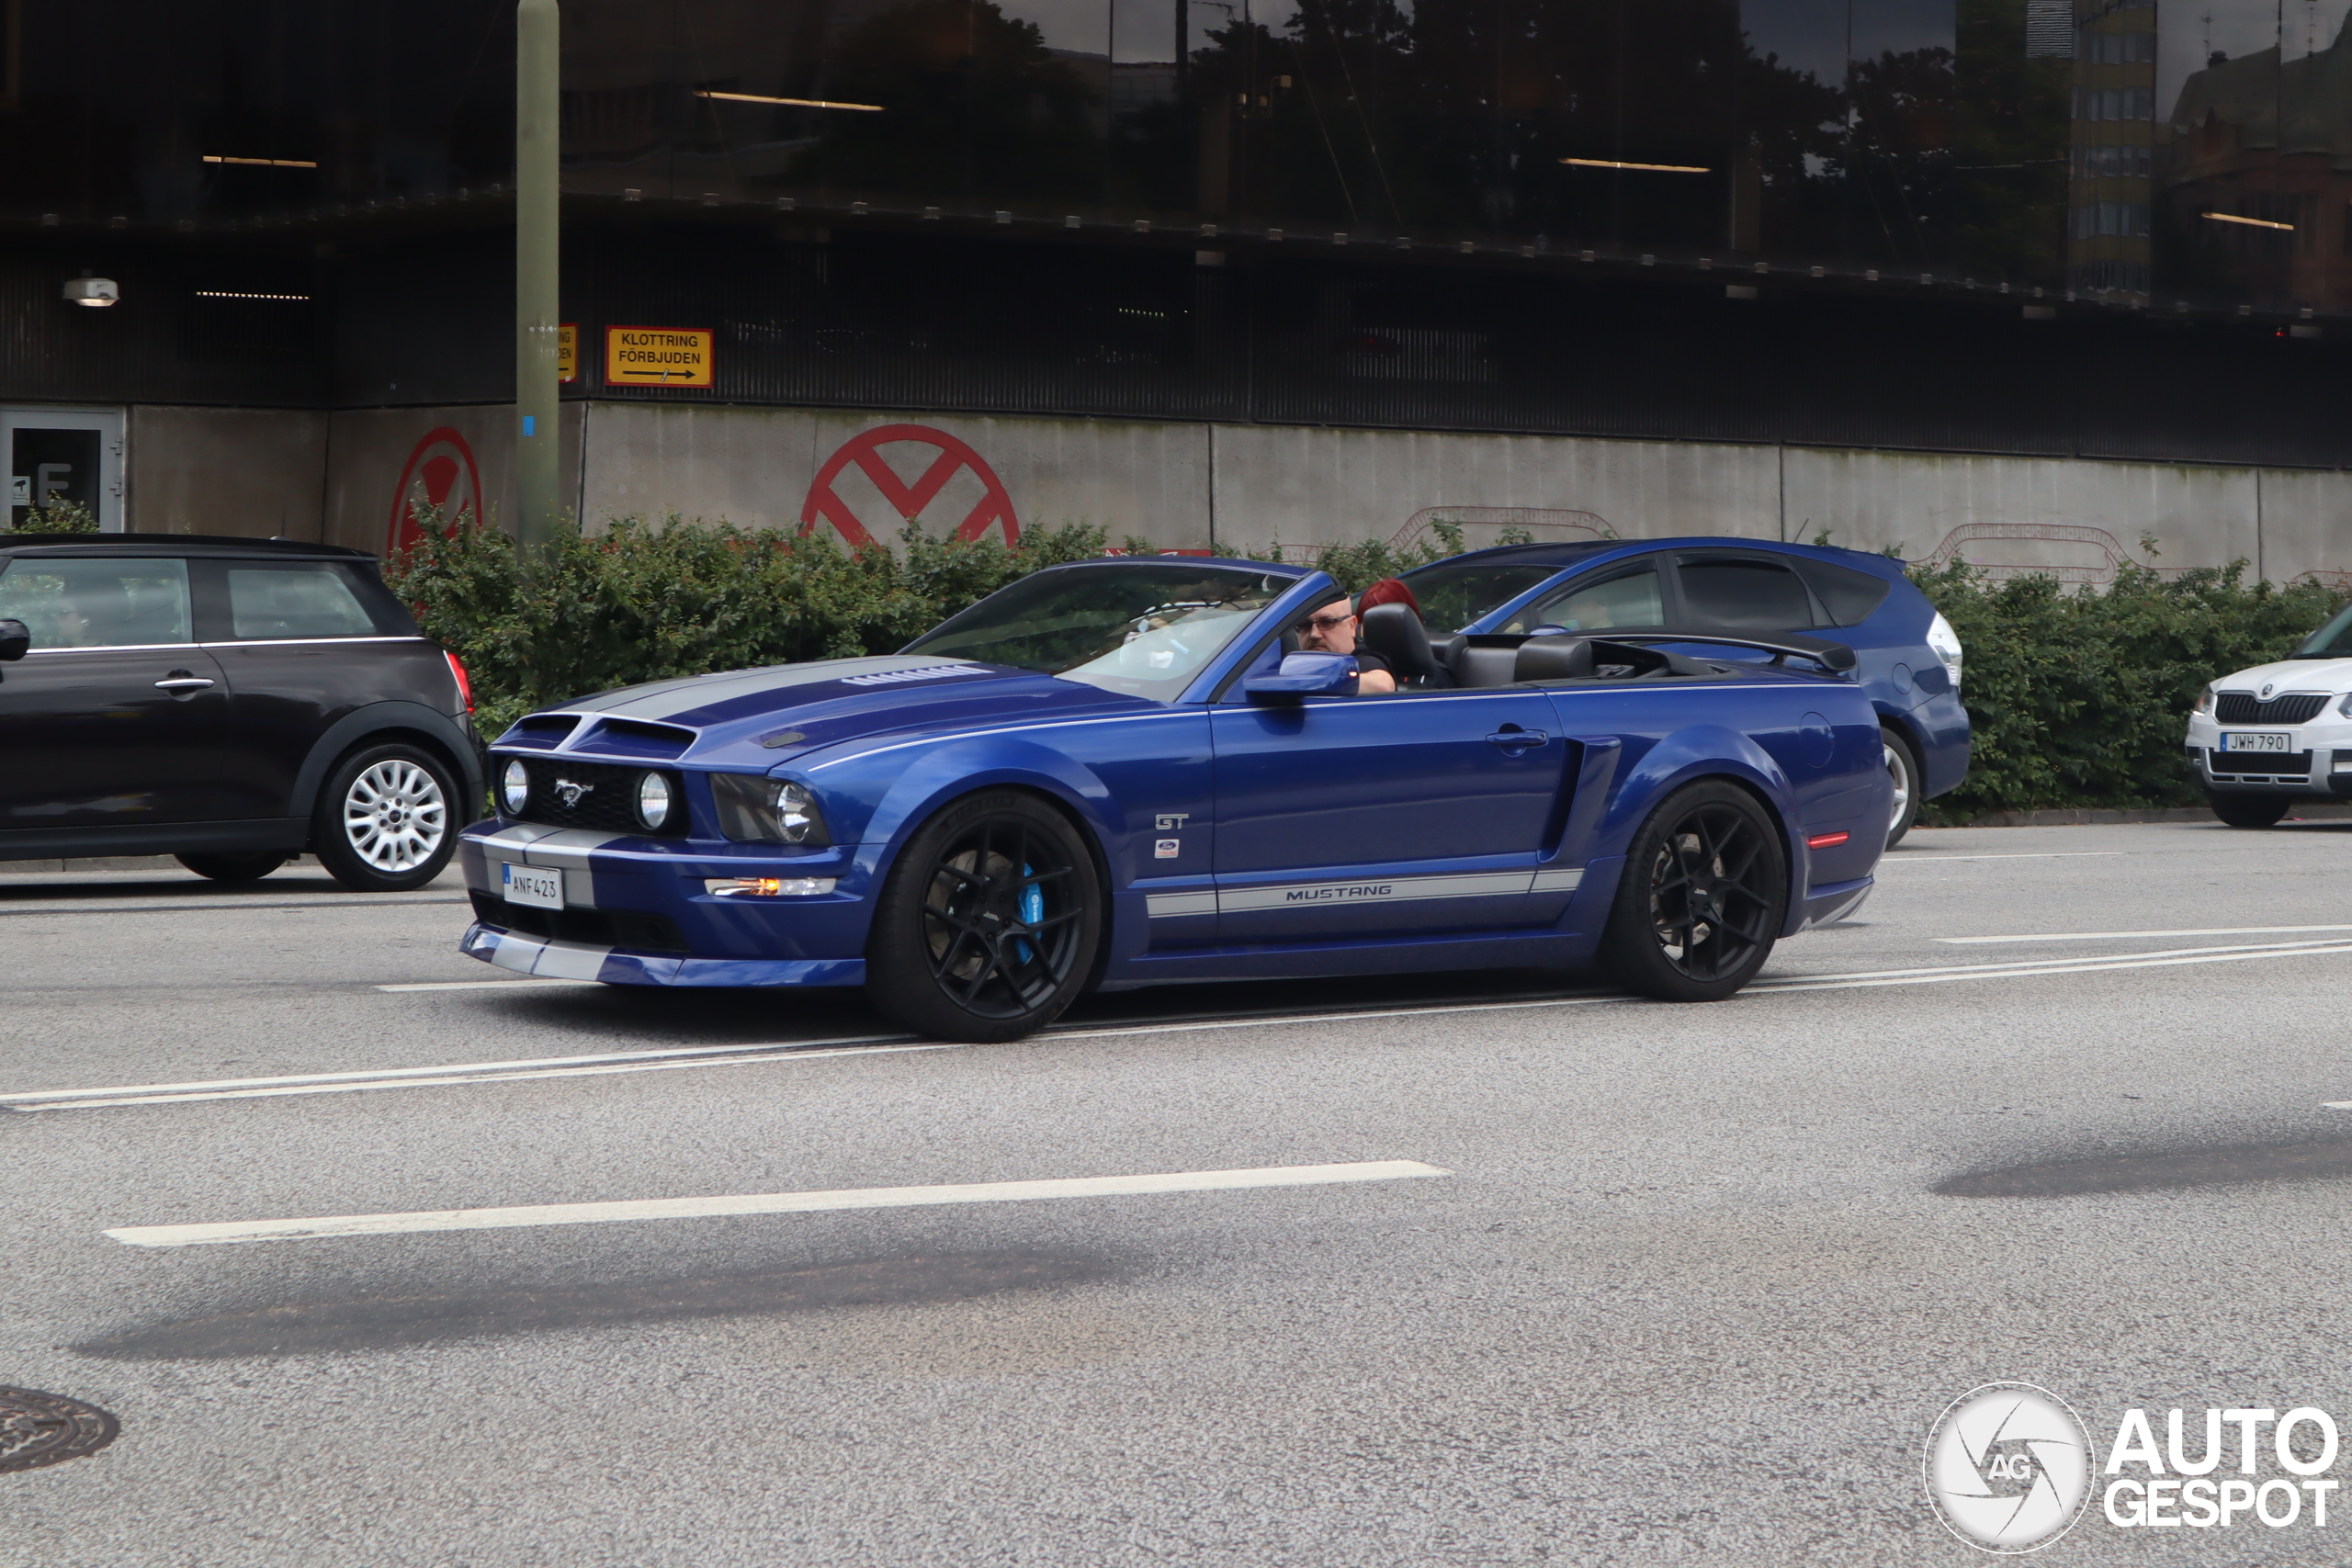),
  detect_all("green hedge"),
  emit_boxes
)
[1912,559,2350,821]
[387,514,2349,819]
